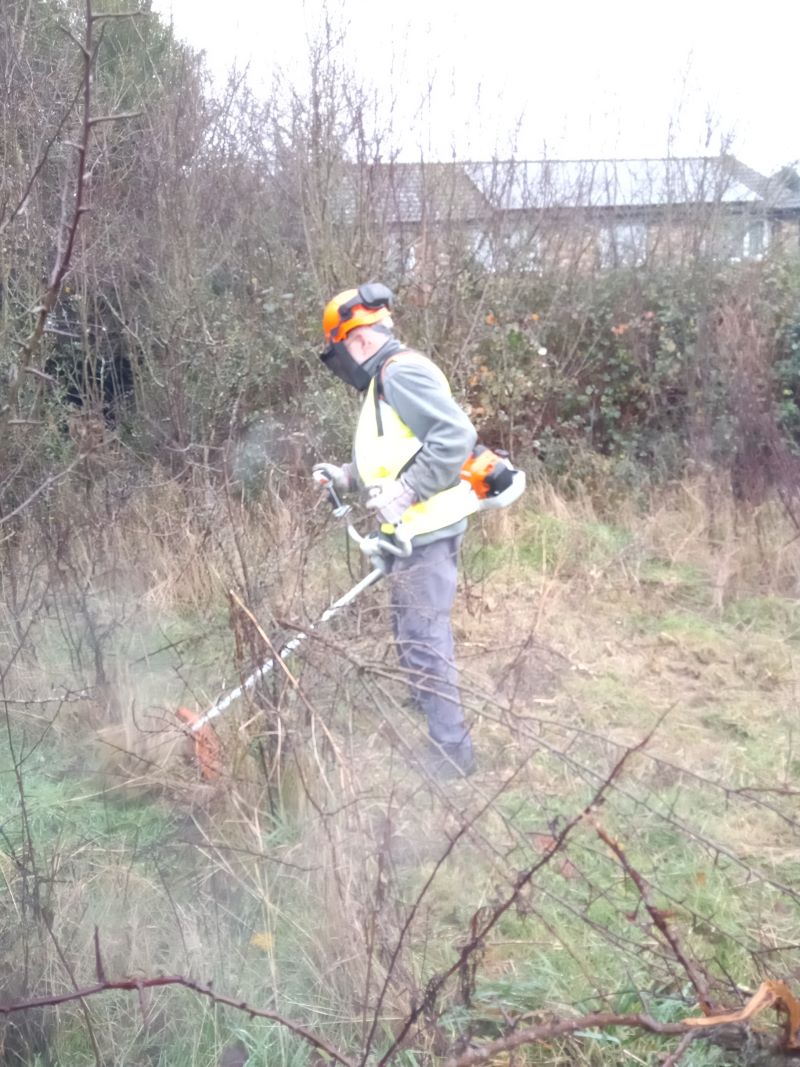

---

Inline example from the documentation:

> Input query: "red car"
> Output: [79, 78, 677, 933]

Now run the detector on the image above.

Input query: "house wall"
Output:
[388, 204, 794, 289]
[770, 216, 800, 254]
[338, 160, 800, 292]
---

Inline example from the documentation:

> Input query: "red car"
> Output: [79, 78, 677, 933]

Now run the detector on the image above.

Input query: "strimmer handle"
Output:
[362, 484, 413, 558]
[312, 469, 351, 519]
[348, 523, 412, 559]
[377, 521, 413, 557]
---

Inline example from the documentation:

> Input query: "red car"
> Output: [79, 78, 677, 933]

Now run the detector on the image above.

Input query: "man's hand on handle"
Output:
[312, 462, 355, 494]
[365, 478, 416, 526]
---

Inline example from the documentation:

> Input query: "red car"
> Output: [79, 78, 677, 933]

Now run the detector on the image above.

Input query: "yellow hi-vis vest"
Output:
[353, 354, 479, 539]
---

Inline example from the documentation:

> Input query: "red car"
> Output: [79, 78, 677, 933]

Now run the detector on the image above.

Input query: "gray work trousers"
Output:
[387, 536, 473, 754]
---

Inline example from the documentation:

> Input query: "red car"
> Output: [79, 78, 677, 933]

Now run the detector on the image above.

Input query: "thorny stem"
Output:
[593, 819, 715, 1016]
[441, 1011, 699, 1067]
[376, 725, 661, 1066]
[0, 971, 356, 1067]
[360, 765, 528, 1065]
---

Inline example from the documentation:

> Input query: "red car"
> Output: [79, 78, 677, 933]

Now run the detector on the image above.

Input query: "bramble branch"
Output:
[377, 728, 658, 1065]
[360, 765, 528, 1064]
[592, 819, 715, 1015]
[0, 972, 355, 1067]
[442, 1011, 693, 1067]
[443, 979, 800, 1065]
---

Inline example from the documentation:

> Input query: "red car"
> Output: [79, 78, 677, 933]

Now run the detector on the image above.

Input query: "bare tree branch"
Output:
[0, 84, 82, 236]
[1, 0, 140, 429]
[57, 24, 90, 59]
[22, 366, 57, 385]
[92, 10, 147, 20]
[662, 1030, 700, 1067]
[0, 457, 83, 526]
[89, 110, 143, 125]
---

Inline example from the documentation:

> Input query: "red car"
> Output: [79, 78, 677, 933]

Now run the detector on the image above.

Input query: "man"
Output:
[314, 283, 478, 778]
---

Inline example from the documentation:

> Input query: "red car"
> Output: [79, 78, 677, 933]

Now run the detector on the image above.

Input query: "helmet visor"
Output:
[320, 341, 371, 392]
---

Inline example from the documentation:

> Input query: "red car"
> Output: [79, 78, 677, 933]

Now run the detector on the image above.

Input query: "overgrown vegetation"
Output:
[2, 2, 800, 503]
[3, 477, 800, 1065]
[2, 1, 800, 1065]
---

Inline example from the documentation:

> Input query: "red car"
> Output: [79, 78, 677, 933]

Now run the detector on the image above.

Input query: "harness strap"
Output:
[373, 376, 384, 436]
[369, 350, 423, 478]
[376, 352, 404, 399]
[372, 349, 410, 437]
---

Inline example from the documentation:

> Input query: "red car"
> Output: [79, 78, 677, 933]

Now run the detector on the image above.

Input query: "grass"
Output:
[463, 510, 634, 581]
[2, 476, 800, 1064]
[723, 593, 800, 639]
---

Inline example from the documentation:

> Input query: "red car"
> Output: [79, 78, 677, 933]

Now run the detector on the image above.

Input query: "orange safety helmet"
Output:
[322, 283, 393, 346]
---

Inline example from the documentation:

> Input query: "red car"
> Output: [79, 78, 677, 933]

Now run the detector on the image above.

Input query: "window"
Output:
[386, 231, 417, 276]
[467, 227, 542, 273]
[742, 219, 767, 259]
[500, 229, 542, 272]
[722, 216, 769, 261]
[599, 222, 648, 268]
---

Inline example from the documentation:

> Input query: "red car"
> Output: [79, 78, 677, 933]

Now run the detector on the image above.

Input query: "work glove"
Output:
[366, 478, 417, 526]
[312, 462, 355, 494]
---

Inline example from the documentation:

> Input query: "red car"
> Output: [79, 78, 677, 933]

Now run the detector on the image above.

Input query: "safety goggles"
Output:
[334, 282, 394, 332]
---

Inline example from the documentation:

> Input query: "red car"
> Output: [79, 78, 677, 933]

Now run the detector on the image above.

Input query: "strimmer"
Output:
[179, 453, 525, 780]
[177, 482, 409, 779]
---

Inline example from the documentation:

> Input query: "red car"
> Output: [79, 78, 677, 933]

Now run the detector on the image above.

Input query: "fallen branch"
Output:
[684, 979, 800, 1051]
[443, 979, 800, 1067]
[442, 1011, 693, 1067]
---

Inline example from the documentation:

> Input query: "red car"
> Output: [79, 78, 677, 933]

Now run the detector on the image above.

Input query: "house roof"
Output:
[464, 157, 789, 212]
[337, 157, 800, 225]
[339, 161, 490, 226]
[732, 160, 800, 211]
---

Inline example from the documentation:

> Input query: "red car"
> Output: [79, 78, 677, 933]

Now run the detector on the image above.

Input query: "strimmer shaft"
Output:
[189, 565, 385, 734]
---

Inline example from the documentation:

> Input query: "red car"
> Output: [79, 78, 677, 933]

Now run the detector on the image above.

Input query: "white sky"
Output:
[151, 0, 798, 174]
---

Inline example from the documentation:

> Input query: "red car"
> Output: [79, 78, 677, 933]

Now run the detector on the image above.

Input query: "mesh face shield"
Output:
[320, 283, 396, 391]
[319, 340, 372, 391]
